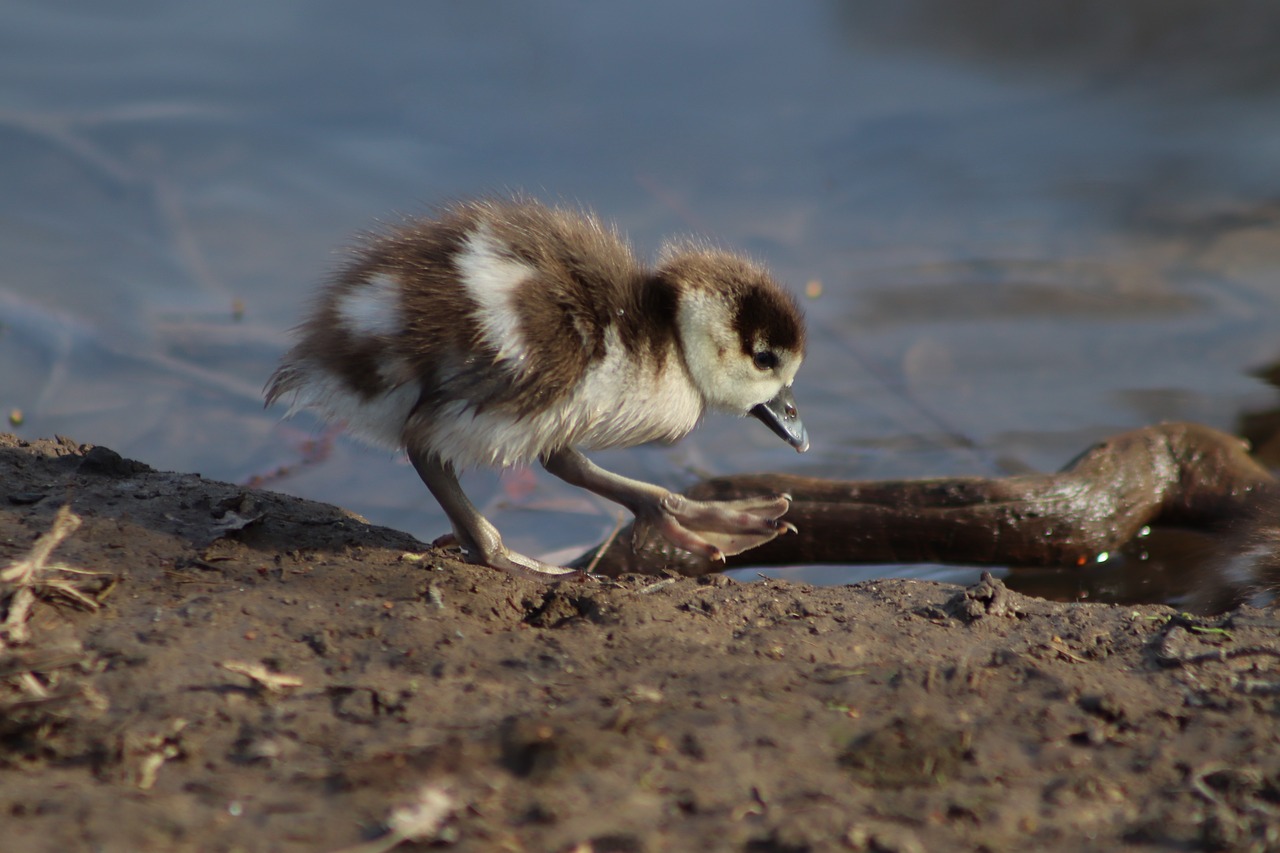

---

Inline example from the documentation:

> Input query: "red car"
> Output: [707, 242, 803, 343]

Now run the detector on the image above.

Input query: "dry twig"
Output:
[218, 660, 304, 692]
[329, 785, 455, 853]
[1, 505, 108, 648]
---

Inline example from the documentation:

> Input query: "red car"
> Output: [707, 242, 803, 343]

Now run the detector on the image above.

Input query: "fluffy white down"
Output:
[275, 366, 419, 451]
[454, 224, 536, 366]
[278, 327, 704, 468]
[334, 273, 402, 338]
[414, 326, 705, 468]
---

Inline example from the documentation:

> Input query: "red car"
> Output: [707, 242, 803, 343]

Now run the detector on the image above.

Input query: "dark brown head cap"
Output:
[656, 246, 805, 357]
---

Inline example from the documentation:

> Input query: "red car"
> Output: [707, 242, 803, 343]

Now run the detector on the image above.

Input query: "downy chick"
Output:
[266, 197, 808, 576]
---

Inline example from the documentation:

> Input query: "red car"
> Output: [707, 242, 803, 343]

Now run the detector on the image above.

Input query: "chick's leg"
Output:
[542, 447, 795, 562]
[409, 449, 575, 577]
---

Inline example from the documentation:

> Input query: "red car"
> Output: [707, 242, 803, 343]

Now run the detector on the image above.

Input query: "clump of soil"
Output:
[2, 434, 1279, 852]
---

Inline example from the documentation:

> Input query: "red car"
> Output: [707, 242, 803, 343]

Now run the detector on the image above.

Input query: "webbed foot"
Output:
[633, 492, 796, 561]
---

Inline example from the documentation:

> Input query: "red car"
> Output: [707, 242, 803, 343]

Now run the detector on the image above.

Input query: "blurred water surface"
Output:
[3, 1, 1279, 607]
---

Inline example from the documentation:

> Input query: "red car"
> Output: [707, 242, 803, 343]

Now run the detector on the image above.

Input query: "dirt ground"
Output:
[2, 434, 1279, 853]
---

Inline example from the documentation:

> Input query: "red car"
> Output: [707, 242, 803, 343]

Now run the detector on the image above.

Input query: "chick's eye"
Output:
[753, 350, 779, 371]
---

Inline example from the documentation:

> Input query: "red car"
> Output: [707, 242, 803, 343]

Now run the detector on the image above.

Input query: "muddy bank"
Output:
[1, 434, 1278, 852]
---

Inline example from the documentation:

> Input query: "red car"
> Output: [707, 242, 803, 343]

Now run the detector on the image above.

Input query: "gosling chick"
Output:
[266, 197, 808, 576]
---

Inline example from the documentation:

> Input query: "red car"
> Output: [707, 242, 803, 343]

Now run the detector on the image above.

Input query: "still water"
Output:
[3, 1, 1278, 608]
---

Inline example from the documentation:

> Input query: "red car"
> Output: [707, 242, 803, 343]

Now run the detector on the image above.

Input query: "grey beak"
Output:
[750, 385, 809, 453]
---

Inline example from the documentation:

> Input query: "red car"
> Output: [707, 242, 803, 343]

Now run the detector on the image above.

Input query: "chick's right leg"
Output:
[542, 447, 796, 562]
[408, 449, 576, 578]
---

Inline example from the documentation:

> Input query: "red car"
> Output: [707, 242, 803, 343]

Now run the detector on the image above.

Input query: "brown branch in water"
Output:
[574, 422, 1276, 577]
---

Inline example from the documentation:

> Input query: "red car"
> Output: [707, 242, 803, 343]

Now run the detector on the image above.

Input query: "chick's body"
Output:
[267, 197, 807, 576]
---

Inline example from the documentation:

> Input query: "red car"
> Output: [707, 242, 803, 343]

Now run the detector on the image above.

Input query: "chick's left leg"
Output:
[409, 449, 576, 577]
[542, 447, 795, 562]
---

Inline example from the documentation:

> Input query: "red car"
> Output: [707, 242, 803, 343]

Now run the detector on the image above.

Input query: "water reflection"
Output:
[835, 0, 1280, 86]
